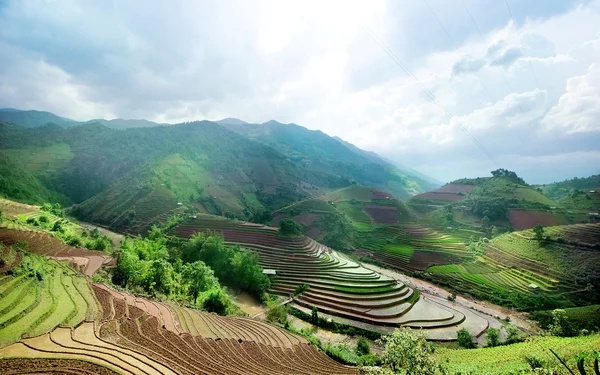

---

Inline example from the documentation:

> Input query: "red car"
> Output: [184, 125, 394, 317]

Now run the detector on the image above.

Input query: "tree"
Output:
[481, 216, 490, 228]
[201, 288, 233, 315]
[266, 299, 288, 326]
[485, 328, 500, 347]
[182, 261, 219, 304]
[356, 336, 371, 356]
[279, 218, 302, 236]
[533, 224, 544, 242]
[457, 328, 476, 348]
[377, 328, 444, 375]
[549, 309, 575, 337]
[311, 306, 319, 324]
[505, 324, 520, 344]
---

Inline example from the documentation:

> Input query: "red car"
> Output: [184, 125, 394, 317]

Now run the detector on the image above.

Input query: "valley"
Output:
[0, 114, 598, 374]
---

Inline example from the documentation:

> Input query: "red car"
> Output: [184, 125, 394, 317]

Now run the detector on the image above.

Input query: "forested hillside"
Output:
[0, 115, 434, 233]
[221, 120, 438, 200]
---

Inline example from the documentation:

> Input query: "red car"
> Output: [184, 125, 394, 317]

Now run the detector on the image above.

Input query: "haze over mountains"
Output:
[0, 108, 440, 232]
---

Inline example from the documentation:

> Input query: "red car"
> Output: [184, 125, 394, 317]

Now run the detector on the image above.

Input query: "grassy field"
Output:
[436, 334, 600, 375]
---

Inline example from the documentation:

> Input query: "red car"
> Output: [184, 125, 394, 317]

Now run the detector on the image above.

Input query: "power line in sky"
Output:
[365, 27, 499, 167]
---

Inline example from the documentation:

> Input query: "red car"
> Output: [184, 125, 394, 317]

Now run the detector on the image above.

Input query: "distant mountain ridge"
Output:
[220, 120, 439, 199]
[0, 109, 439, 222]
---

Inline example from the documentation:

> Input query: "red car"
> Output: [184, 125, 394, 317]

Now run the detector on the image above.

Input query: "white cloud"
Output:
[0, 0, 599, 182]
[542, 63, 600, 134]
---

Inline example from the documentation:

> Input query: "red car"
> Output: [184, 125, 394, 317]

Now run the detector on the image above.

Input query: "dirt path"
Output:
[361, 263, 539, 335]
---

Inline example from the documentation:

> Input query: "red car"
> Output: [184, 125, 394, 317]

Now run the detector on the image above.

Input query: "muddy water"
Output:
[232, 292, 265, 316]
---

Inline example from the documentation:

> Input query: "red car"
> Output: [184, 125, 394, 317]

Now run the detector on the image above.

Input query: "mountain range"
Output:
[0, 109, 438, 233]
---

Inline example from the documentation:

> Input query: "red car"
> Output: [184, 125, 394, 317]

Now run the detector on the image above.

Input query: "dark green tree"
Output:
[485, 328, 500, 347]
[279, 218, 302, 236]
[457, 328, 476, 348]
[311, 306, 319, 324]
[533, 224, 544, 242]
[182, 261, 219, 304]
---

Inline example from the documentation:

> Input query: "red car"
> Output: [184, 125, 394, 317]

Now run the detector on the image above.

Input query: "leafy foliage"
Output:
[0, 152, 59, 204]
[485, 328, 500, 347]
[457, 328, 476, 349]
[356, 336, 371, 356]
[181, 232, 270, 299]
[377, 328, 445, 375]
[279, 218, 303, 236]
[533, 224, 545, 242]
[490, 169, 527, 185]
[314, 213, 356, 251]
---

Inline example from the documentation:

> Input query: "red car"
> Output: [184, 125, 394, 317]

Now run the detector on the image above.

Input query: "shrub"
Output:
[13, 240, 29, 251]
[447, 293, 456, 302]
[279, 218, 302, 236]
[525, 354, 545, 370]
[457, 328, 476, 348]
[294, 283, 309, 296]
[38, 215, 49, 223]
[548, 309, 575, 337]
[201, 288, 234, 315]
[356, 336, 371, 356]
[266, 299, 289, 326]
[485, 328, 500, 347]
[377, 328, 443, 375]
[505, 324, 521, 344]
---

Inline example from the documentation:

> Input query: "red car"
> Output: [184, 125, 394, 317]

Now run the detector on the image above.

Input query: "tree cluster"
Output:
[490, 169, 527, 185]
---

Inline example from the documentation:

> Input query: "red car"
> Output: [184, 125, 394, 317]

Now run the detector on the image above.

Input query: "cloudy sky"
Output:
[1, 0, 599, 183]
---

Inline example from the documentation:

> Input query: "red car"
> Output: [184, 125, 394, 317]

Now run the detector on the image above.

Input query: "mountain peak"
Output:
[215, 118, 248, 125]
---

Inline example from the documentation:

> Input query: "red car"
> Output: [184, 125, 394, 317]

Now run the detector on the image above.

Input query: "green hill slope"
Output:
[538, 174, 600, 201]
[0, 152, 60, 204]
[408, 170, 565, 231]
[221, 121, 438, 200]
[0, 121, 356, 233]
[0, 109, 78, 128]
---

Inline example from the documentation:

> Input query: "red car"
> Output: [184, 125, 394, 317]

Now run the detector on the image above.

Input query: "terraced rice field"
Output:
[170, 215, 488, 340]
[0, 358, 122, 375]
[355, 224, 471, 272]
[410, 185, 473, 203]
[508, 209, 569, 230]
[0, 228, 112, 275]
[0, 254, 97, 345]
[0, 257, 358, 374]
[363, 204, 398, 224]
[88, 283, 356, 375]
[426, 224, 600, 307]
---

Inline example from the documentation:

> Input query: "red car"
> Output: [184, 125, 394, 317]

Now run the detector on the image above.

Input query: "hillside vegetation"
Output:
[221, 121, 438, 200]
[0, 115, 434, 234]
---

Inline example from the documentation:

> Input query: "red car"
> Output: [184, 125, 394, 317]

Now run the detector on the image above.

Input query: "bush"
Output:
[378, 328, 443, 375]
[200, 288, 234, 315]
[294, 283, 309, 296]
[38, 215, 49, 223]
[505, 324, 521, 344]
[356, 336, 371, 356]
[525, 354, 545, 370]
[279, 218, 302, 236]
[266, 300, 289, 326]
[549, 309, 575, 337]
[485, 328, 500, 347]
[457, 328, 476, 348]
